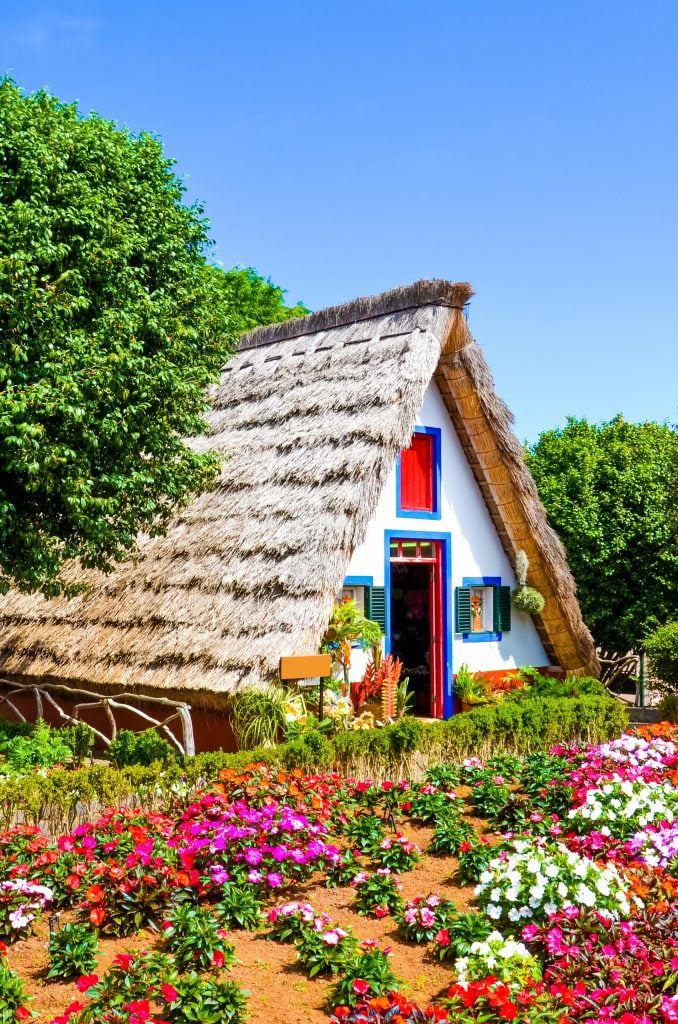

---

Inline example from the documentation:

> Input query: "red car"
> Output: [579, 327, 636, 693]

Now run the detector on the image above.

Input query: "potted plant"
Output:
[454, 663, 494, 712]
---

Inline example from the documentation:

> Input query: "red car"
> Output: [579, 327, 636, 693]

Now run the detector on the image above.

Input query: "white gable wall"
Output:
[345, 381, 549, 678]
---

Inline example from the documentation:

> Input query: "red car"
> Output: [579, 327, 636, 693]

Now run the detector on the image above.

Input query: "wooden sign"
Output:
[279, 654, 331, 680]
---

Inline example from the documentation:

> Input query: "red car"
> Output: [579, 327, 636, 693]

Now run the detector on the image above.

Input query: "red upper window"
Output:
[400, 432, 435, 512]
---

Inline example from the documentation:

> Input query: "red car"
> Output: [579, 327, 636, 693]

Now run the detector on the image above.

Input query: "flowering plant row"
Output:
[2, 728, 678, 1024]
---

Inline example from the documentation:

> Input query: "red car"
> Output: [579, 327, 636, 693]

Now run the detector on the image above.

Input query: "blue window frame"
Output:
[458, 576, 506, 642]
[396, 425, 442, 520]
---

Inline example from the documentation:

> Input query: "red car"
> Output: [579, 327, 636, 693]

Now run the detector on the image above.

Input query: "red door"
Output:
[389, 539, 444, 718]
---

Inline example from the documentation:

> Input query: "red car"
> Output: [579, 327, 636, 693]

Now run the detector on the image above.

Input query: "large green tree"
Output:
[0, 79, 303, 596]
[526, 416, 678, 657]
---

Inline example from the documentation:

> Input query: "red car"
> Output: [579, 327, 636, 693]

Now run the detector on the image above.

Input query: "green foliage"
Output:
[216, 882, 263, 931]
[327, 948, 401, 1008]
[164, 904, 236, 972]
[229, 686, 287, 750]
[0, 78, 240, 595]
[58, 721, 95, 765]
[168, 977, 249, 1024]
[321, 600, 383, 654]
[342, 813, 387, 854]
[658, 692, 678, 723]
[0, 956, 29, 1024]
[509, 670, 607, 700]
[645, 621, 678, 689]
[436, 911, 493, 961]
[427, 815, 475, 856]
[457, 842, 494, 885]
[106, 728, 178, 769]
[47, 921, 99, 979]
[512, 585, 546, 615]
[294, 926, 359, 978]
[526, 416, 678, 653]
[279, 728, 335, 772]
[353, 871, 403, 917]
[219, 266, 307, 335]
[0, 718, 72, 773]
[0, 693, 626, 834]
[454, 663, 494, 705]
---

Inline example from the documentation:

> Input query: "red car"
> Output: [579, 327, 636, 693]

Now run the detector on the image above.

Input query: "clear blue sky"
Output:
[1, 1, 676, 440]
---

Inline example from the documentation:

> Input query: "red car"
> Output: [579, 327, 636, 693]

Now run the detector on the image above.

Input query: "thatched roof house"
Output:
[0, 280, 598, 716]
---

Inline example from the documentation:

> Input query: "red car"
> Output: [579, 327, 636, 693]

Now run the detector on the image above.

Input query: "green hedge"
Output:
[0, 694, 627, 834]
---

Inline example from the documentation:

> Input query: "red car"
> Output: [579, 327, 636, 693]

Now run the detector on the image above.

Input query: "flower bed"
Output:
[1, 724, 677, 1024]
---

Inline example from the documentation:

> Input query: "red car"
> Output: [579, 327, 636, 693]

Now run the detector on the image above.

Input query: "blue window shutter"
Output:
[455, 587, 471, 632]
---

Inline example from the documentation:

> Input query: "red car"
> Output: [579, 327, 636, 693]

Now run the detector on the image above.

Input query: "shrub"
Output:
[164, 904, 236, 971]
[47, 922, 98, 979]
[658, 693, 678, 723]
[0, 951, 30, 1024]
[327, 948, 401, 1009]
[106, 728, 178, 768]
[216, 882, 263, 931]
[645, 621, 678, 689]
[0, 719, 72, 773]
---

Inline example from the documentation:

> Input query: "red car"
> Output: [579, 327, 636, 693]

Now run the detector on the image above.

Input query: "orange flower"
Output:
[85, 884, 104, 903]
[89, 906, 105, 926]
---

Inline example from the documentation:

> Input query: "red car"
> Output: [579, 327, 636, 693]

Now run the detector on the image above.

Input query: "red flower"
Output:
[333, 1008, 350, 1020]
[76, 973, 99, 992]
[161, 983, 178, 1002]
[113, 953, 134, 970]
[352, 979, 370, 995]
[65, 874, 81, 890]
[16, 1009, 31, 1022]
[212, 950, 225, 968]
[499, 1002, 519, 1020]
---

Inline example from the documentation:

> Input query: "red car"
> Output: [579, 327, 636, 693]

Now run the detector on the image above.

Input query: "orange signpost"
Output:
[279, 654, 332, 681]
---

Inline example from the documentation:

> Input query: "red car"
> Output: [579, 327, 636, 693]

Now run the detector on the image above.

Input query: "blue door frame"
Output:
[383, 529, 454, 719]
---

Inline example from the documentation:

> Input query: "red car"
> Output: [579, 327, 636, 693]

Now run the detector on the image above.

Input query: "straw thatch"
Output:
[0, 280, 598, 708]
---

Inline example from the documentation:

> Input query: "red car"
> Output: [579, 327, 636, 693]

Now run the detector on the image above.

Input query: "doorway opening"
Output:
[388, 538, 444, 718]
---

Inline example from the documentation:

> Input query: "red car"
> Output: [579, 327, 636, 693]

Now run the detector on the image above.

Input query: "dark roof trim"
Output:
[239, 279, 474, 351]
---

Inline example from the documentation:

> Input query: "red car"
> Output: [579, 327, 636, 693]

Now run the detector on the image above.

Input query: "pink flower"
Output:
[661, 995, 678, 1023]
[352, 979, 370, 995]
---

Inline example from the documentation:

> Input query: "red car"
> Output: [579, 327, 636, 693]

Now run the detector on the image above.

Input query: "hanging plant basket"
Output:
[512, 585, 545, 615]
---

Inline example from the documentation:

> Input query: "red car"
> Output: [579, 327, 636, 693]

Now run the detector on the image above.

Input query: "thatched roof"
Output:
[0, 280, 598, 708]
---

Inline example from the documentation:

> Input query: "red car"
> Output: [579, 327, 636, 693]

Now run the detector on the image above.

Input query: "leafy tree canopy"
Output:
[526, 416, 678, 654]
[220, 266, 308, 335]
[0, 79, 304, 596]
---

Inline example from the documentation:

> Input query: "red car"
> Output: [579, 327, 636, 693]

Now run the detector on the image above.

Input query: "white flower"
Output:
[576, 884, 597, 907]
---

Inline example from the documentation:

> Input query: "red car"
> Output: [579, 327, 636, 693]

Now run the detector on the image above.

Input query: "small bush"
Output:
[645, 621, 678, 689]
[658, 693, 678, 724]
[106, 728, 178, 768]
[47, 922, 98, 979]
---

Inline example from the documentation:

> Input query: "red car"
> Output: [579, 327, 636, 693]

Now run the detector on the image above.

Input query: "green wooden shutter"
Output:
[365, 586, 386, 633]
[494, 586, 512, 632]
[455, 587, 471, 632]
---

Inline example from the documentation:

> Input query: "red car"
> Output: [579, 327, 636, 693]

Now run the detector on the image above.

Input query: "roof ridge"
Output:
[238, 279, 474, 351]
